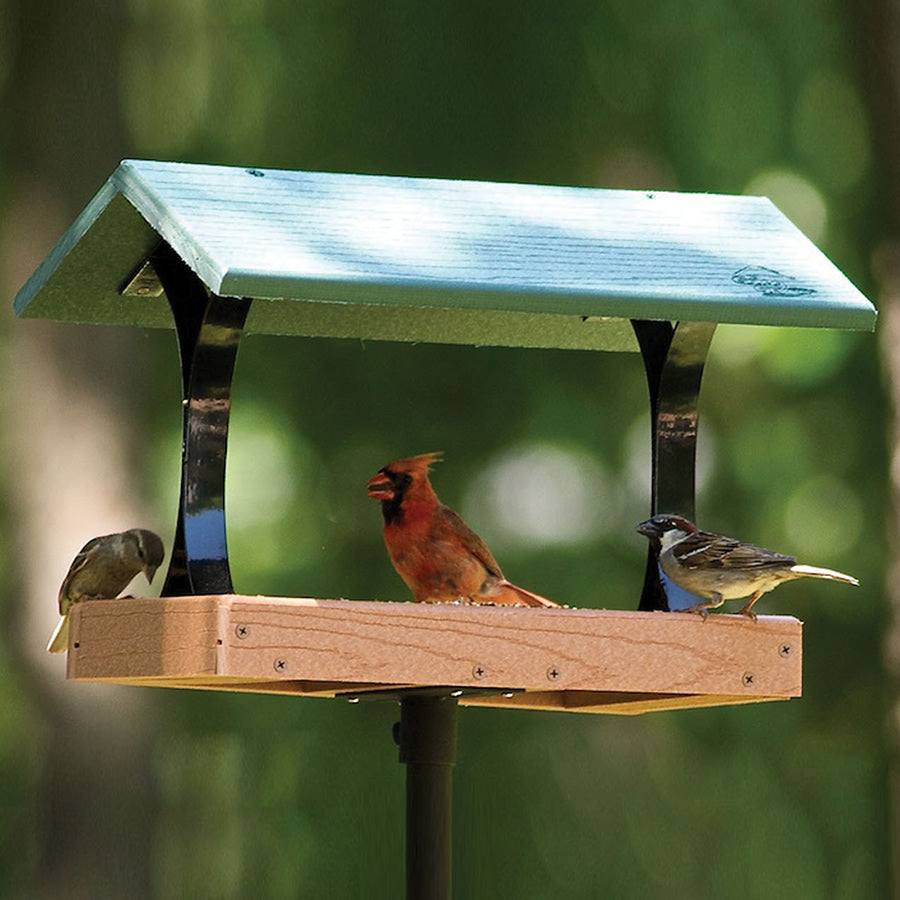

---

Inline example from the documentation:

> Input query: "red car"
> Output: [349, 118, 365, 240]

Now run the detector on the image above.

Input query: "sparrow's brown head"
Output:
[636, 514, 698, 542]
[129, 528, 165, 583]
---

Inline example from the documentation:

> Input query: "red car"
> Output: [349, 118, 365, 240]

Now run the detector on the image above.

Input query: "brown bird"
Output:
[47, 529, 165, 653]
[367, 452, 558, 607]
[636, 513, 858, 619]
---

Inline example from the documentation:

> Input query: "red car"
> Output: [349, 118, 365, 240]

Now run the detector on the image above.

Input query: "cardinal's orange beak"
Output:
[367, 471, 395, 500]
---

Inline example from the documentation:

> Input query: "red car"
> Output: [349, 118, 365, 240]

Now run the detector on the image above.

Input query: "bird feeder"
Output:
[15, 160, 876, 899]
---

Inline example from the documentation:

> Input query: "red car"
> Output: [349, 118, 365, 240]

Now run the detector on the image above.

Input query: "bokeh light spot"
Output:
[744, 168, 828, 244]
[463, 443, 615, 550]
[783, 475, 862, 559]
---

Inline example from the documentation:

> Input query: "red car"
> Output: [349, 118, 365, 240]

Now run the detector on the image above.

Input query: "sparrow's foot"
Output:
[736, 592, 762, 621]
[681, 604, 711, 618]
[681, 591, 723, 618]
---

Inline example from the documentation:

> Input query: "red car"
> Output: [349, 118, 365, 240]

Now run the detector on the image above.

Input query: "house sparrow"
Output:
[367, 452, 558, 607]
[47, 529, 165, 653]
[636, 514, 858, 619]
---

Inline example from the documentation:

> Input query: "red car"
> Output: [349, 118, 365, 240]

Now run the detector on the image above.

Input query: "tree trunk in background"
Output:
[847, 2, 900, 897]
[878, 273, 900, 900]
[1, 2, 158, 896]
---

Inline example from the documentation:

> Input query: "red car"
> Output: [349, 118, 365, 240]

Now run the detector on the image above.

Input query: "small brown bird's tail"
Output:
[47, 614, 69, 654]
[491, 581, 560, 608]
[790, 565, 859, 586]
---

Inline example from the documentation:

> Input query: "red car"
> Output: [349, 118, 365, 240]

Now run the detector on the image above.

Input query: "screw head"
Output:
[472, 665, 485, 679]
[274, 658, 288, 673]
[742, 672, 755, 687]
[235, 624, 249, 639]
[547, 666, 561, 681]
[779, 643, 792, 657]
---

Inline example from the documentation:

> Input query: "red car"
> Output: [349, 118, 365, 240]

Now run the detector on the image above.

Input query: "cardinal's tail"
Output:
[492, 581, 560, 608]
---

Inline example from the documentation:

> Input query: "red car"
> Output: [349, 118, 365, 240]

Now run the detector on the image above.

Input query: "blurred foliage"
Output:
[1, 0, 891, 897]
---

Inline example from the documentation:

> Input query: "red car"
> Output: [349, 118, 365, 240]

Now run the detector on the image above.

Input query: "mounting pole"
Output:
[631, 319, 716, 610]
[396, 695, 458, 900]
[150, 243, 251, 596]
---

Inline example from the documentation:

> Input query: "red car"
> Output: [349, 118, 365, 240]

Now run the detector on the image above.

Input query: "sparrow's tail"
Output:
[491, 581, 560, 608]
[46, 614, 69, 654]
[790, 565, 859, 587]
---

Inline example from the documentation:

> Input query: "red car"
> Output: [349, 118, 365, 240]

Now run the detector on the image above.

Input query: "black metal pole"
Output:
[396, 695, 458, 900]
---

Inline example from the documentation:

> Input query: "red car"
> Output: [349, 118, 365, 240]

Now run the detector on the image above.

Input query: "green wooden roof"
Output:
[14, 159, 876, 352]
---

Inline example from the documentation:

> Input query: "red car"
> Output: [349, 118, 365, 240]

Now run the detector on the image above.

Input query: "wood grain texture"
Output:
[15, 160, 875, 345]
[65, 595, 801, 715]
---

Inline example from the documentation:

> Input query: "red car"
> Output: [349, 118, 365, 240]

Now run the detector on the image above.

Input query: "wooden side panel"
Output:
[462, 691, 788, 715]
[65, 596, 801, 716]
[67, 596, 221, 680]
[216, 597, 800, 698]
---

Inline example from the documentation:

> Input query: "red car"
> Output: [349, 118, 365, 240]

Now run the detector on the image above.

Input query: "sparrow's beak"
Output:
[636, 519, 661, 538]
[366, 472, 395, 501]
[143, 563, 160, 584]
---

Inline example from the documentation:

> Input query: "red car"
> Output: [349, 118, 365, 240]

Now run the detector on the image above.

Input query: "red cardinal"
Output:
[367, 452, 558, 607]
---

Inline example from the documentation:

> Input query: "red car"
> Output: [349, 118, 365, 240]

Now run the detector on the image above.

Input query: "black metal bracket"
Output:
[631, 319, 717, 610]
[395, 695, 458, 900]
[150, 243, 251, 596]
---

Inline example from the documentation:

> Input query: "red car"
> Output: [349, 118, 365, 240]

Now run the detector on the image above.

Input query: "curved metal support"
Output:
[151, 244, 251, 595]
[631, 319, 717, 610]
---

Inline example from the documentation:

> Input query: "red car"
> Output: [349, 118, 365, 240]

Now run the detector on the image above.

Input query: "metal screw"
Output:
[547, 666, 561, 681]
[472, 665, 485, 679]
[274, 658, 288, 673]
[235, 624, 249, 639]
[779, 643, 792, 658]
[450, 690, 464, 698]
[742, 672, 755, 687]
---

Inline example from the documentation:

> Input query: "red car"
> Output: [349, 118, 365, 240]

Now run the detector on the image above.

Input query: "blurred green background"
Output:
[0, 1, 893, 897]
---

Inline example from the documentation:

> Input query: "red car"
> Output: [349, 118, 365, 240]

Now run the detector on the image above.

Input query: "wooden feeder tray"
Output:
[67, 595, 801, 714]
